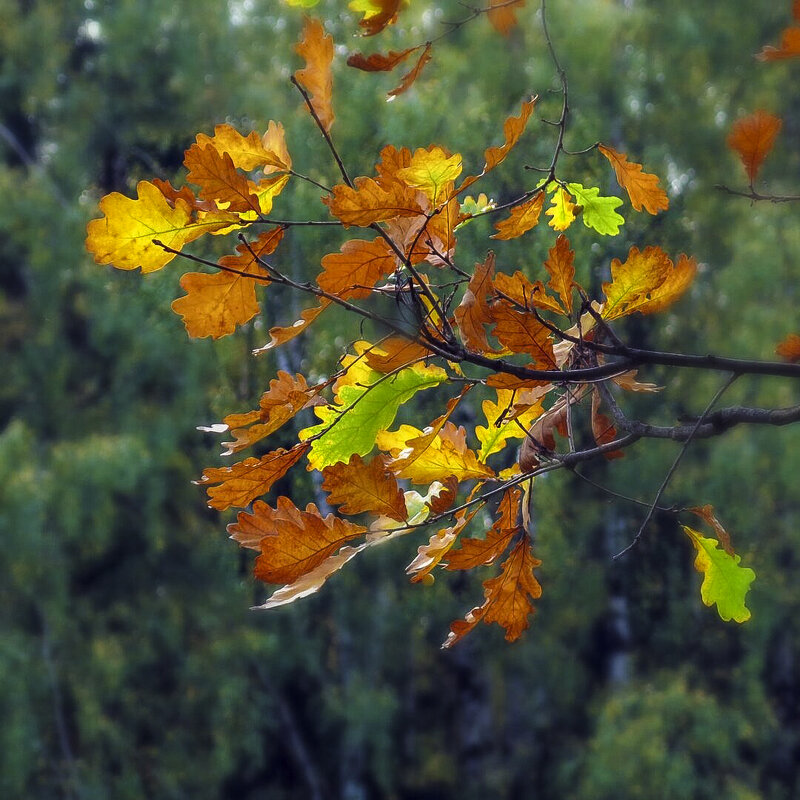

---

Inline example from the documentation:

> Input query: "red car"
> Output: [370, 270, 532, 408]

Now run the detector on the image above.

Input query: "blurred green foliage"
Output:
[1, 0, 799, 798]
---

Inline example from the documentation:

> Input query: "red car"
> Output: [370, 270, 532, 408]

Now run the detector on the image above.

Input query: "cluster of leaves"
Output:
[83, 1, 800, 647]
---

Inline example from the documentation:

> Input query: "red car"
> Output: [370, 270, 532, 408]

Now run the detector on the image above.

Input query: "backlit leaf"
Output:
[86, 180, 216, 273]
[198, 444, 310, 511]
[727, 111, 782, 183]
[545, 185, 577, 231]
[351, 0, 404, 36]
[488, 0, 525, 36]
[318, 237, 396, 299]
[299, 361, 447, 470]
[397, 146, 462, 206]
[388, 43, 432, 98]
[566, 182, 624, 235]
[491, 301, 557, 368]
[406, 508, 480, 583]
[475, 389, 546, 462]
[195, 123, 288, 172]
[683, 525, 755, 623]
[171, 227, 284, 339]
[443, 534, 542, 647]
[295, 17, 335, 133]
[543, 234, 575, 315]
[184, 144, 260, 213]
[324, 176, 423, 227]
[455, 252, 498, 352]
[322, 453, 408, 521]
[776, 333, 800, 362]
[598, 144, 669, 214]
[491, 193, 545, 240]
[492, 269, 564, 316]
[252, 300, 330, 354]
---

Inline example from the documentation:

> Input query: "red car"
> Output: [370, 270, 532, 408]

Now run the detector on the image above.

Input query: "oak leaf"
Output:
[488, 0, 525, 36]
[776, 333, 800, 362]
[543, 234, 575, 315]
[683, 525, 755, 623]
[406, 508, 481, 583]
[446, 486, 521, 570]
[545, 185, 577, 231]
[295, 17, 335, 133]
[492, 269, 564, 316]
[475, 388, 546, 462]
[591, 388, 624, 459]
[229, 497, 367, 584]
[86, 180, 217, 273]
[300, 361, 447, 470]
[351, 0, 404, 36]
[213, 371, 322, 455]
[491, 301, 557, 368]
[318, 237, 396, 299]
[566, 183, 624, 236]
[600, 245, 672, 321]
[397, 146, 462, 206]
[727, 111, 782, 183]
[757, 25, 800, 61]
[364, 337, 434, 373]
[198, 444, 310, 511]
[195, 123, 288, 172]
[491, 193, 545, 240]
[324, 176, 423, 227]
[184, 144, 261, 213]
[171, 227, 283, 339]
[443, 534, 542, 647]
[321, 454, 408, 521]
[598, 144, 669, 214]
[347, 47, 417, 72]
[388, 43, 432, 98]
[454, 252, 498, 352]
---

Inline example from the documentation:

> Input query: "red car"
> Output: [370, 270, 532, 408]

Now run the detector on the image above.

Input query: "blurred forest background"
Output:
[2, 0, 799, 798]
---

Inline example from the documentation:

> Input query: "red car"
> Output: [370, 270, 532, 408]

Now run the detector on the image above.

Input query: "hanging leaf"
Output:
[598, 144, 669, 214]
[388, 43, 433, 98]
[491, 193, 545, 240]
[727, 111, 782, 184]
[566, 182, 624, 236]
[543, 234, 575, 315]
[295, 17, 335, 132]
[776, 333, 800, 362]
[318, 237, 396, 299]
[454, 252, 498, 352]
[683, 526, 755, 623]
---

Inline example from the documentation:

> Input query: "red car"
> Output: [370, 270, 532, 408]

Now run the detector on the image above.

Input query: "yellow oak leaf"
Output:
[397, 146, 462, 206]
[86, 180, 218, 273]
[195, 123, 288, 172]
[545, 186, 576, 231]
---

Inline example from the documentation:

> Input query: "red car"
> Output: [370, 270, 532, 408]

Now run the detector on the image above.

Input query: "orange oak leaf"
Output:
[150, 178, 204, 210]
[688, 504, 735, 557]
[491, 193, 544, 240]
[321, 454, 408, 521]
[86, 180, 219, 273]
[488, 0, 525, 36]
[543, 234, 575, 315]
[406, 508, 481, 583]
[446, 486, 521, 570]
[184, 144, 260, 213]
[318, 237, 396, 299]
[347, 47, 417, 72]
[612, 369, 662, 393]
[364, 337, 434, 373]
[195, 123, 288, 173]
[518, 397, 572, 471]
[776, 333, 800, 362]
[442, 533, 541, 647]
[212, 371, 322, 456]
[171, 227, 284, 339]
[324, 176, 423, 227]
[455, 252, 498, 352]
[295, 17, 335, 133]
[727, 111, 782, 183]
[591, 388, 624, 460]
[253, 300, 331, 354]
[387, 42, 432, 98]
[426, 475, 459, 515]
[262, 121, 293, 173]
[757, 25, 800, 61]
[598, 144, 669, 214]
[632, 254, 696, 316]
[198, 443, 310, 511]
[492, 269, 564, 316]
[491, 300, 557, 368]
[228, 497, 367, 584]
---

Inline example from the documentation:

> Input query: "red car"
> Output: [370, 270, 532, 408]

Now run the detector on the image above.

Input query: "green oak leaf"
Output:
[683, 525, 756, 623]
[299, 363, 447, 470]
[566, 182, 625, 236]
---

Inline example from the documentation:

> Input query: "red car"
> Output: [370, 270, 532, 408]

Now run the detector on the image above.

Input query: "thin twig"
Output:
[613, 373, 739, 560]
